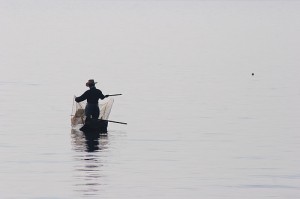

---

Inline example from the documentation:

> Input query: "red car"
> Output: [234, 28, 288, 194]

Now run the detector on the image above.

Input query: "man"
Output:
[75, 79, 108, 120]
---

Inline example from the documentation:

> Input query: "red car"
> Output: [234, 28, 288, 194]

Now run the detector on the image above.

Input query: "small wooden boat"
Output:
[71, 97, 126, 134]
[79, 119, 108, 134]
[71, 98, 114, 134]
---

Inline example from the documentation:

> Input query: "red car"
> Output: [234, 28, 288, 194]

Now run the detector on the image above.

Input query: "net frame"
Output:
[71, 98, 114, 128]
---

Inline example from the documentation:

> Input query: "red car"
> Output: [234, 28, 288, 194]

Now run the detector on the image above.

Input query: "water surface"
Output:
[0, 1, 300, 198]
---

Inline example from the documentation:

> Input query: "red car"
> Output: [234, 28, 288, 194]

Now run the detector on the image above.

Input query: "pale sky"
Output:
[0, 0, 299, 83]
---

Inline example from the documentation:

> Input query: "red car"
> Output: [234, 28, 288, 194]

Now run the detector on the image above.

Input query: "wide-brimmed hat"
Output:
[86, 79, 97, 87]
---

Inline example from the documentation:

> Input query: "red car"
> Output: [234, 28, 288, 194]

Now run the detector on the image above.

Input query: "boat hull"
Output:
[80, 119, 108, 134]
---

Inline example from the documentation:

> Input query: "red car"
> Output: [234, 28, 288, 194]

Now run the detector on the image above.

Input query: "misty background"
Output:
[0, 1, 299, 198]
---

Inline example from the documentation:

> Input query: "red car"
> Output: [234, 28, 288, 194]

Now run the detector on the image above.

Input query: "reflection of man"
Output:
[75, 79, 108, 120]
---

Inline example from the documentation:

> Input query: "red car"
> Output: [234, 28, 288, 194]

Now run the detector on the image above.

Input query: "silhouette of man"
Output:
[75, 79, 108, 121]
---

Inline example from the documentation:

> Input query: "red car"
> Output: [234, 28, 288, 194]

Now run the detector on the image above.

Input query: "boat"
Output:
[71, 97, 114, 134]
[79, 118, 108, 134]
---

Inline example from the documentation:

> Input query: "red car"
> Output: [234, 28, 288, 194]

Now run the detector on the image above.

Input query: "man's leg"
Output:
[91, 107, 100, 120]
[85, 105, 93, 122]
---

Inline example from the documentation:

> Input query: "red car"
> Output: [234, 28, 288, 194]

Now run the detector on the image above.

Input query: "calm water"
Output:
[1, 1, 300, 198]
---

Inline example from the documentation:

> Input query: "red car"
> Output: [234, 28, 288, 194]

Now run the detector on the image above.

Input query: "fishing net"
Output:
[71, 97, 114, 128]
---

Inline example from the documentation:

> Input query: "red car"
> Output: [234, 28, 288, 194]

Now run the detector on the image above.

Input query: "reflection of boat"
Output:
[71, 129, 109, 197]
[71, 129, 108, 152]
[71, 98, 114, 134]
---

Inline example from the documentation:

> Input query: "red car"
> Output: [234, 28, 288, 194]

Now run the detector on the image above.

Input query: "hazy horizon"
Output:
[1, 1, 299, 198]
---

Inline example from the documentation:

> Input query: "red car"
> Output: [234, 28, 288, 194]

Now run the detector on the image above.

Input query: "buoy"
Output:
[252, 73, 254, 76]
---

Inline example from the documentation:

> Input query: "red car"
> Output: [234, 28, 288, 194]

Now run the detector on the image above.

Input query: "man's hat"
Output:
[86, 79, 97, 87]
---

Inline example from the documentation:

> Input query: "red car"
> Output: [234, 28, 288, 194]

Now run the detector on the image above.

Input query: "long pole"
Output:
[108, 94, 122, 97]
[102, 119, 127, 125]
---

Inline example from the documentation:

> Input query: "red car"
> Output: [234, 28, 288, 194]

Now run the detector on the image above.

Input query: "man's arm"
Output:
[75, 91, 88, 102]
[98, 90, 107, 100]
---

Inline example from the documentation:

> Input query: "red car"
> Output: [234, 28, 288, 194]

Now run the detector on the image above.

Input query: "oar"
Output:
[107, 94, 122, 97]
[101, 119, 127, 125]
